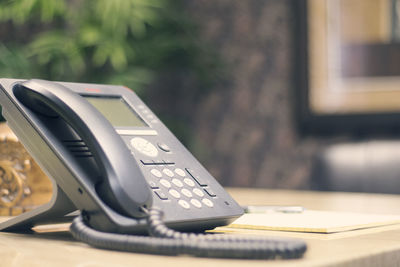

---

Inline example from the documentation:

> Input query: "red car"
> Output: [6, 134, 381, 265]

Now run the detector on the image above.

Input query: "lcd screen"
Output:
[84, 96, 147, 127]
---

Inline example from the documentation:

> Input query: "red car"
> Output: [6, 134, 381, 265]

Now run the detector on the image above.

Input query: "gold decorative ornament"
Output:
[0, 160, 24, 208]
[0, 123, 52, 216]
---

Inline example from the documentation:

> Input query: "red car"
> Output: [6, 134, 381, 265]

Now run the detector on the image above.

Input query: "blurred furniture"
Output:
[310, 140, 400, 194]
[0, 123, 52, 216]
[2, 189, 400, 266]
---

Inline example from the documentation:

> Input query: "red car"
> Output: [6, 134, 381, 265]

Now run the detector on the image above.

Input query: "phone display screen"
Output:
[84, 96, 147, 127]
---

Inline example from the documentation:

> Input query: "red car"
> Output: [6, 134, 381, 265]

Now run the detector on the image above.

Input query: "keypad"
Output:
[144, 164, 216, 210]
[125, 110, 218, 211]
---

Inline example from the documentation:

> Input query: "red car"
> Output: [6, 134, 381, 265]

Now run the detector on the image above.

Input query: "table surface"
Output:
[2, 188, 400, 267]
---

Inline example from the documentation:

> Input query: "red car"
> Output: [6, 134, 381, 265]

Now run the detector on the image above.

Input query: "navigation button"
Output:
[157, 143, 171, 152]
[131, 137, 158, 157]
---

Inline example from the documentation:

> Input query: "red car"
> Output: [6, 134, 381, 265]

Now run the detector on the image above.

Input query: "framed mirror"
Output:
[296, 0, 400, 134]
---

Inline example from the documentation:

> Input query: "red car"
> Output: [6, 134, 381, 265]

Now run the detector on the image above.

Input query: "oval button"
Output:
[157, 143, 171, 152]
[178, 200, 190, 209]
[130, 137, 158, 157]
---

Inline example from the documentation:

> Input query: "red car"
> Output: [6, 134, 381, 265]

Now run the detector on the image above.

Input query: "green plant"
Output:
[0, 0, 217, 132]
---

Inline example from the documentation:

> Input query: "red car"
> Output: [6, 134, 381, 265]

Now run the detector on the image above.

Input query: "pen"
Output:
[243, 205, 305, 214]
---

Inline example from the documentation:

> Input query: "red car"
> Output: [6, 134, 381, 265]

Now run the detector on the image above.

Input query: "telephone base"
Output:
[0, 184, 76, 232]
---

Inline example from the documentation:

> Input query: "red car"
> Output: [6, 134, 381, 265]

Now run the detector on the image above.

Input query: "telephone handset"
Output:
[13, 79, 152, 218]
[0, 79, 306, 259]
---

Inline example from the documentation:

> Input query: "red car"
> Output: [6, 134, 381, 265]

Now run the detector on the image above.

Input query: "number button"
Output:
[190, 199, 202, 208]
[174, 168, 186, 177]
[183, 178, 195, 187]
[181, 188, 193, 198]
[202, 198, 214, 207]
[178, 200, 190, 209]
[193, 188, 205, 197]
[160, 179, 171, 188]
[162, 168, 174, 177]
[172, 178, 184, 188]
[169, 189, 181, 199]
[150, 169, 162, 178]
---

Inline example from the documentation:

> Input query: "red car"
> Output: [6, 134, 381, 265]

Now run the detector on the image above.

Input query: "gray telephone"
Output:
[0, 79, 306, 259]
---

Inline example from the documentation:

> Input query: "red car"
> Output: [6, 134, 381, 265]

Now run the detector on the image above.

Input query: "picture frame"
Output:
[295, 0, 400, 134]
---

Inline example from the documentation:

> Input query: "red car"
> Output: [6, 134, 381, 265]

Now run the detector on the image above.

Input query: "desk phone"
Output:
[0, 79, 306, 259]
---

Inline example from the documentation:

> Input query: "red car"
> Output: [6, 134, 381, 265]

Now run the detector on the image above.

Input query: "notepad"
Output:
[226, 210, 400, 233]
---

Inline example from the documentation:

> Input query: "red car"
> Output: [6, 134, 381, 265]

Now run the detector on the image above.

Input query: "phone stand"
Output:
[0, 181, 77, 232]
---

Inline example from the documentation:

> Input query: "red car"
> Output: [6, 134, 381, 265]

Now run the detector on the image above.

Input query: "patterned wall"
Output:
[148, 0, 328, 189]
[184, 0, 323, 188]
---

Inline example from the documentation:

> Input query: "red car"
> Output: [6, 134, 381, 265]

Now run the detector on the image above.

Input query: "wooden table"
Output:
[2, 188, 400, 266]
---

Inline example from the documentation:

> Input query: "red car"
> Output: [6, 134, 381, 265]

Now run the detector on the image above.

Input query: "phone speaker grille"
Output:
[63, 140, 93, 158]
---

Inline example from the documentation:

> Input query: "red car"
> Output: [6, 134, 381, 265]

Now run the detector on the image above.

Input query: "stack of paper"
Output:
[227, 210, 400, 233]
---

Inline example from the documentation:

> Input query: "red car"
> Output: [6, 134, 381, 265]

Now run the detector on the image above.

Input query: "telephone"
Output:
[0, 79, 306, 259]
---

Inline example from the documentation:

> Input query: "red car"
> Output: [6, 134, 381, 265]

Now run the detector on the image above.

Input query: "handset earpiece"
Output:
[13, 79, 152, 218]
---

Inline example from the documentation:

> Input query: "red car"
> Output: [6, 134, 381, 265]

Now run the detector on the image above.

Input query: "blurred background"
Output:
[2, 0, 400, 194]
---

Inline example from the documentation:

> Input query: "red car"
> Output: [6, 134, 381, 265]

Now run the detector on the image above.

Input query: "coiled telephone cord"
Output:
[70, 206, 307, 259]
